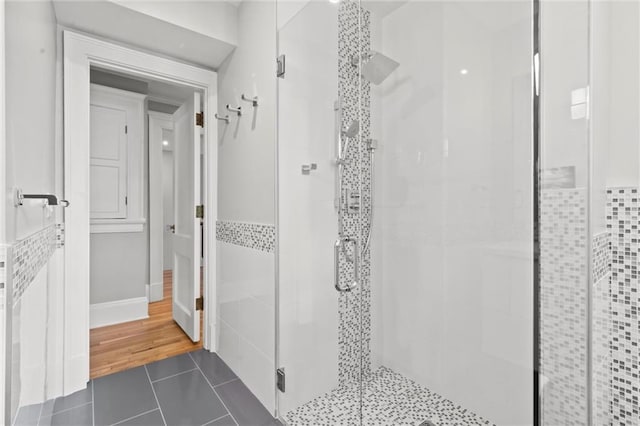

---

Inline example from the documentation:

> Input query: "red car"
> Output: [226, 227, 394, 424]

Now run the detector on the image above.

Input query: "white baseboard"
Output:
[148, 281, 163, 302]
[90, 297, 148, 329]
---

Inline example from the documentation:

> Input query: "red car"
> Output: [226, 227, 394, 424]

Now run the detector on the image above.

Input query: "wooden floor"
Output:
[90, 270, 202, 379]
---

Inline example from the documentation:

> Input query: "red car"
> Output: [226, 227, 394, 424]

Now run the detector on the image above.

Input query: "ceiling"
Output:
[52, 0, 237, 69]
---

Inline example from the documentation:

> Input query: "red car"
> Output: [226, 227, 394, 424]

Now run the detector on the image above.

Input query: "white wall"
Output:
[540, 1, 590, 188]
[605, 1, 640, 188]
[215, 0, 276, 415]
[5, 0, 60, 421]
[112, 0, 238, 47]
[217, 1, 275, 225]
[90, 234, 148, 303]
[217, 243, 275, 414]
[369, 1, 533, 424]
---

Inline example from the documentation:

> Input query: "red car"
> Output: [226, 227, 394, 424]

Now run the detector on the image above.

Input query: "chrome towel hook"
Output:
[241, 94, 259, 107]
[226, 104, 242, 116]
[214, 113, 230, 124]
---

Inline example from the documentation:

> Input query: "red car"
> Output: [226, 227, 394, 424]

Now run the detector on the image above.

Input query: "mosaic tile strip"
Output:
[592, 230, 613, 425]
[12, 223, 57, 304]
[56, 223, 65, 248]
[336, 0, 372, 386]
[593, 231, 611, 284]
[284, 366, 493, 426]
[539, 188, 589, 425]
[606, 187, 640, 424]
[593, 274, 613, 426]
[216, 220, 275, 253]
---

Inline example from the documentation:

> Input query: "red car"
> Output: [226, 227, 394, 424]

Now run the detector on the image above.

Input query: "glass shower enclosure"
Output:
[276, 0, 534, 424]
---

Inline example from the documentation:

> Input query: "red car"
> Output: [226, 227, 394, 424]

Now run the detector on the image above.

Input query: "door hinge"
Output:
[125, 125, 128, 134]
[196, 112, 204, 127]
[276, 54, 286, 79]
[125, 196, 128, 206]
[277, 368, 285, 393]
[195, 296, 204, 311]
[196, 205, 204, 219]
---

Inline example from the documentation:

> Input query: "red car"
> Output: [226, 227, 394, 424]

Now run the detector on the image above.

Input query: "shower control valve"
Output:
[344, 189, 360, 213]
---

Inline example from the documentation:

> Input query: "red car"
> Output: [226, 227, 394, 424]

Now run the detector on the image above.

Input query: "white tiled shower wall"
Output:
[215, 0, 277, 415]
[216, 221, 275, 414]
[369, 1, 533, 424]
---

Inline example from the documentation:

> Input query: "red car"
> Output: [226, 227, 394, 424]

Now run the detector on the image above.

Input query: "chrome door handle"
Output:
[334, 236, 359, 292]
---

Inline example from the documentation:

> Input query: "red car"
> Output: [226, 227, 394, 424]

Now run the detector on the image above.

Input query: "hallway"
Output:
[90, 271, 202, 379]
[14, 350, 279, 426]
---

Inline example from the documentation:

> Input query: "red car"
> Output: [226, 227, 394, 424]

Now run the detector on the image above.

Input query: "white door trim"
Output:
[63, 30, 218, 395]
[148, 111, 174, 303]
[0, 1, 6, 422]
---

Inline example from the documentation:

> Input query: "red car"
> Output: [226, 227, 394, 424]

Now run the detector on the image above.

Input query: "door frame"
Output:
[62, 31, 218, 395]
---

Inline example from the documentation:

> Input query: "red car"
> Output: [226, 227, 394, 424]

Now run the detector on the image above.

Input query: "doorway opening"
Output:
[87, 67, 207, 379]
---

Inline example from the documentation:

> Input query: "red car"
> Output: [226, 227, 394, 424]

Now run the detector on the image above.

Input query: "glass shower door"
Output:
[276, 0, 365, 423]
[363, 1, 535, 425]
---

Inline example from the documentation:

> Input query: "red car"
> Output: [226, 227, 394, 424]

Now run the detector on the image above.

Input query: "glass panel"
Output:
[276, 0, 365, 422]
[539, 1, 590, 424]
[365, 1, 534, 424]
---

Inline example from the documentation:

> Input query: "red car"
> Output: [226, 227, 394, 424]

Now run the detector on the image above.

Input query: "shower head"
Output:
[342, 120, 360, 138]
[353, 50, 399, 85]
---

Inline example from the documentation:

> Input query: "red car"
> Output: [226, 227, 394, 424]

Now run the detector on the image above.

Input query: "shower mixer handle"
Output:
[334, 236, 359, 292]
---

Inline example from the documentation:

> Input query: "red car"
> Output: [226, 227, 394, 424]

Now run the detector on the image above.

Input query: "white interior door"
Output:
[171, 92, 201, 342]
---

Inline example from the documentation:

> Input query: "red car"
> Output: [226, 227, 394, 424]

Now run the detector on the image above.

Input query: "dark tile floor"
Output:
[14, 350, 280, 426]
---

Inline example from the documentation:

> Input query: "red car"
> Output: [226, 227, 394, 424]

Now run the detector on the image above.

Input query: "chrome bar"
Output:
[334, 236, 359, 292]
[334, 238, 343, 291]
[241, 94, 259, 107]
[226, 104, 242, 116]
[214, 113, 230, 123]
[15, 189, 69, 207]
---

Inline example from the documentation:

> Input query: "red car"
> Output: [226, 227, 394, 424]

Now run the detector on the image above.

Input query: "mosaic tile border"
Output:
[606, 187, 640, 424]
[216, 220, 275, 253]
[593, 231, 611, 285]
[12, 223, 57, 304]
[539, 188, 589, 425]
[284, 366, 493, 426]
[336, 0, 373, 386]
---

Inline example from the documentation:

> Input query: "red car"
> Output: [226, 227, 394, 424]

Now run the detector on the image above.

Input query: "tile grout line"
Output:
[37, 398, 45, 424]
[201, 412, 233, 426]
[188, 352, 239, 426]
[38, 401, 93, 419]
[150, 367, 199, 384]
[213, 377, 240, 388]
[110, 408, 161, 426]
[145, 365, 169, 426]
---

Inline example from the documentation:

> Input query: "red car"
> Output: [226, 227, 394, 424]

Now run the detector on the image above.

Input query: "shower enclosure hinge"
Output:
[196, 205, 204, 219]
[276, 368, 286, 392]
[276, 54, 286, 79]
[196, 112, 204, 127]
[195, 296, 204, 311]
[125, 125, 128, 134]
